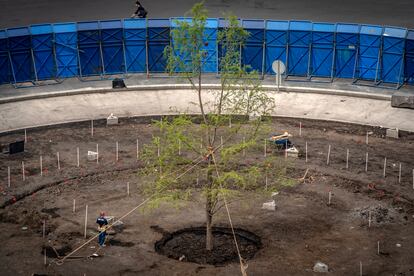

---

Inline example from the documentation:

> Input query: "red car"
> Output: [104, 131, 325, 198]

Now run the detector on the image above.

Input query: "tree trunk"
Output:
[206, 160, 214, 251]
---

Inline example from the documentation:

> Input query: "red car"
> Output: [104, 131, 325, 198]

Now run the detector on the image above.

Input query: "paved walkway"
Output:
[0, 75, 413, 133]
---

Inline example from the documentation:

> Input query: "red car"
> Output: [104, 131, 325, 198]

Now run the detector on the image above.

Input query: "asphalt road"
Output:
[0, 0, 413, 29]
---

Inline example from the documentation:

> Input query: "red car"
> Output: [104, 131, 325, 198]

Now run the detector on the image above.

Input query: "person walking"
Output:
[131, 1, 148, 18]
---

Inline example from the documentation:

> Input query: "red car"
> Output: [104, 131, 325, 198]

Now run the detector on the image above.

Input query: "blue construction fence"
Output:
[1, 18, 414, 89]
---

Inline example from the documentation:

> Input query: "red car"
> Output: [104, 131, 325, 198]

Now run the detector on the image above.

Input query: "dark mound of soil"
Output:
[41, 245, 71, 258]
[108, 239, 135, 247]
[154, 226, 261, 265]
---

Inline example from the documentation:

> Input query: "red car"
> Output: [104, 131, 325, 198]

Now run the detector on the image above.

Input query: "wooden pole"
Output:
[398, 162, 402, 184]
[365, 152, 368, 172]
[328, 191, 332, 205]
[220, 136, 223, 148]
[377, 241, 380, 255]
[24, 129, 27, 143]
[84, 205, 88, 238]
[73, 199, 76, 213]
[299, 122, 302, 137]
[77, 147, 80, 167]
[91, 120, 94, 137]
[359, 261, 362, 276]
[7, 166, 10, 187]
[157, 143, 160, 157]
[42, 220, 46, 238]
[57, 152, 61, 170]
[127, 182, 130, 196]
[22, 161, 25, 181]
[40, 156, 43, 176]
[305, 142, 308, 163]
[116, 141, 119, 162]
[96, 144, 99, 164]
[229, 117, 232, 128]
[265, 175, 268, 190]
[44, 249, 47, 266]
[346, 149, 349, 170]
[264, 139, 267, 157]
[366, 131, 369, 145]
[368, 211, 372, 227]
[178, 139, 181, 156]
[326, 145, 331, 165]
[383, 157, 387, 178]
[243, 137, 246, 157]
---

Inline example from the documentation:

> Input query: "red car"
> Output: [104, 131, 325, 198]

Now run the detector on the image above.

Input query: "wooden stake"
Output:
[326, 145, 331, 165]
[84, 205, 88, 238]
[265, 175, 268, 190]
[264, 139, 267, 157]
[136, 139, 139, 160]
[200, 138, 203, 150]
[243, 137, 246, 156]
[44, 249, 47, 266]
[77, 147, 80, 167]
[73, 199, 76, 213]
[57, 152, 61, 170]
[22, 161, 25, 181]
[116, 141, 119, 162]
[7, 166, 10, 187]
[42, 220, 46, 238]
[368, 211, 372, 227]
[127, 182, 130, 196]
[220, 136, 223, 148]
[346, 149, 349, 169]
[359, 261, 362, 276]
[365, 152, 368, 172]
[157, 143, 160, 157]
[178, 139, 181, 156]
[377, 241, 380, 255]
[96, 144, 99, 164]
[366, 131, 369, 145]
[328, 191, 332, 205]
[40, 156, 43, 176]
[383, 157, 387, 178]
[398, 162, 402, 183]
[229, 117, 232, 128]
[24, 129, 27, 143]
[91, 120, 94, 137]
[305, 142, 308, 163]
[299, 122, 302, 136]
[196, 177, 199, 186]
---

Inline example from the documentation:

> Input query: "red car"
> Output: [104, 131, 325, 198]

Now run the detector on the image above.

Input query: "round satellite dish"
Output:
[272, 60, 286, 75]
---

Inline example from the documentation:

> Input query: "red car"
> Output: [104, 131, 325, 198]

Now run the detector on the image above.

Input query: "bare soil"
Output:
[0, 117, 413, 276]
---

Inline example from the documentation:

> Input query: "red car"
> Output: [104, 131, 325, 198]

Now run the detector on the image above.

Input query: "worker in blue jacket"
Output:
[96, 211, 108, 247]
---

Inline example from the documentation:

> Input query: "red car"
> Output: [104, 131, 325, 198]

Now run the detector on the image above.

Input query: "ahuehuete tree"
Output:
[140, 1, 292, 258]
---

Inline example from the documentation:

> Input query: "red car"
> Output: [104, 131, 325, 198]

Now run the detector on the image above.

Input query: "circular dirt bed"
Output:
[155, 226, 261, 265]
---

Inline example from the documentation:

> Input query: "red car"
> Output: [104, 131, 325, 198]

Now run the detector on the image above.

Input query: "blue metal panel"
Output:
[7, 27, 34, 83]
[77, 21, 102, 76]
[218, 18, 242, 72]
[148, 19, 169, 72]
[287, 20, 312, 76]
[357, 25, 382, 81]
[124, 18, 146, 73]
[335, 23, 359, 78]
[30, 24, 56, 80]
[310, 22, 335, 78]
[242, 19, 265, 73]
[53, 23, 79, 78]
[202, 18, 218, 73]
[265, 20, 288, 74]
[381, 27, 407, 84]
[405, 30, 414, 84]
[0, 30, 11, 84]
[100, 20, 125, 74]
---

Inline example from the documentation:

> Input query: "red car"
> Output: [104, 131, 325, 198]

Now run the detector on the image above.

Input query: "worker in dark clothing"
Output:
[131, 1, 148, 18]
[96, 211, 108, 247]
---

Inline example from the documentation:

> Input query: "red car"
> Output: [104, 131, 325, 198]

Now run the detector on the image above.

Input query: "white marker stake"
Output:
[157, 143, 160, 157]
[326, 145, 331, 165]
[84, 205, 88, 238]
[136, 139, 139, 160]
[24, 129, 27, 143]
[264, 139, 267, 158]
[44, 249, 47, 266]
[368, 211, 372, 227]
[377, 241, 380, 255]
[22, 161, 25, 181]
[220, 136, 223, 148]
[265, 175, 268, 190]
[57, 152, 60, 170]
[346, 149, 349, 170]
[243, 137, 246, 157]
[366, 131, 369, 145]
[360, 261, 363, 276]
[40, 156, 43, 176]
[299, 122, 302, 137]
[116, 142, 119, 162]
[42, 220, 46, 238]
[383, 157, 387, 178]
[73, 199, 76, 213]
[328, 191, 332, 205]
[96, 144, 99, 164]
[196, 177, 199, 186]
[365, 152, 368, 172]
[77, 147, 80, 167]
[305, 142, 308, 163]
[127, 182, 130, 196]
[178, 139, 181, 156]
[398, 163, 402, 184]
[91, 120, 94, 137]
[7, 166, 10, 187]
[229, 117, 232, 128]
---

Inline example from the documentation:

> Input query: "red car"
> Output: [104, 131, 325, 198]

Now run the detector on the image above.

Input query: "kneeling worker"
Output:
[96, 211, 108, 247]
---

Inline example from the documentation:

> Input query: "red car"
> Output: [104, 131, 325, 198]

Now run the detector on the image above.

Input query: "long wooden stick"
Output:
[383, 157, 387, 178]
[84, 205, 88, 238]
[77, 147, 80, 167]
[346, 149, 349, 169]
[40, 156, 43, 176]
[116, 142, 119, 162]
[326, 145, 331, 165]
[57, 152, 61, 170]
[398, 162, 402, 183]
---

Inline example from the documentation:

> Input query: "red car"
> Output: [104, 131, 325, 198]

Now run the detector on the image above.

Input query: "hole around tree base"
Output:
[154, 226, 262, 265]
